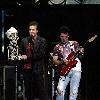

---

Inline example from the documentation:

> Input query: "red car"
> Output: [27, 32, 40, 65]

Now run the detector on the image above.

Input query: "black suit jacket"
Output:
[19, 36, 47, 74]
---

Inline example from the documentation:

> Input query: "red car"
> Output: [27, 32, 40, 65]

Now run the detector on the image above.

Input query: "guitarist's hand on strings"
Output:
[63, 59, 69, 65]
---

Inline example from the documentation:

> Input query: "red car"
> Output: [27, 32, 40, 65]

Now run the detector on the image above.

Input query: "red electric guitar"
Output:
[57, 34, 97, 76]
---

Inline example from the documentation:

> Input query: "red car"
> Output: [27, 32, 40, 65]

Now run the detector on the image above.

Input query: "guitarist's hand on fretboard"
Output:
[80, 47, 84, 54]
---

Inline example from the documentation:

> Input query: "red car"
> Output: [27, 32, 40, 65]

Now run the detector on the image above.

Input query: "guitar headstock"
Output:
[88, 34, 97, 43]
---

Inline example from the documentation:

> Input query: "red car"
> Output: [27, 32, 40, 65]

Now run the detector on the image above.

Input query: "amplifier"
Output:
[3, 66, 16, 100]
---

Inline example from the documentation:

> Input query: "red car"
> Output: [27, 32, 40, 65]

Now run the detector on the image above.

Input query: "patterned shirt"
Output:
[53, 41, 82, 71]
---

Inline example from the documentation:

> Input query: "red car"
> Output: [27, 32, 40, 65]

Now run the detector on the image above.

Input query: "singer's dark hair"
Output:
[59, 26, 70, 34]
[29, 21, 38, 29]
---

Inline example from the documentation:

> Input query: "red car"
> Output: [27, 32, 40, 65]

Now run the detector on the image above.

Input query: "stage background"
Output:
[0, 5, 100, 100]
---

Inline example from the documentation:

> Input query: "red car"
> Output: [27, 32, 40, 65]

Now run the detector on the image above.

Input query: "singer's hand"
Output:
[21, 55, 27, 60]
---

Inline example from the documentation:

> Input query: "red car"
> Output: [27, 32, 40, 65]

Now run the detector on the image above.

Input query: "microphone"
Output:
[29, 36, 32, 43]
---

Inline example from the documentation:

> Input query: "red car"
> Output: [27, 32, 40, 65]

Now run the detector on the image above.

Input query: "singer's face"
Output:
[29, 25, 38, 39]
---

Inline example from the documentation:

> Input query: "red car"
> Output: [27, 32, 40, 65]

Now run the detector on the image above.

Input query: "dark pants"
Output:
[31, 73, 48, 100]
[23, 70, 32, 100]
[23, 70, 48, 100]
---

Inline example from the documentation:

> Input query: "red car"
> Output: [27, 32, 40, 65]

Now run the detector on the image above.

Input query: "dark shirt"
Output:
[19, 36, 47, 74]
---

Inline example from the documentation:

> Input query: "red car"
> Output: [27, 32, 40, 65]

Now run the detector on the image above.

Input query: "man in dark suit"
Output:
[19, 21, 48, 100]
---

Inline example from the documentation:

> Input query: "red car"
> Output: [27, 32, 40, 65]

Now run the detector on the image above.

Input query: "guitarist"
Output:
[52, 26, 84, 100]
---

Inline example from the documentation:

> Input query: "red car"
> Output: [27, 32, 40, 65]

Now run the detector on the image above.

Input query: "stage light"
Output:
[48, 0, 84, 5]
[48, 0, 65, 5]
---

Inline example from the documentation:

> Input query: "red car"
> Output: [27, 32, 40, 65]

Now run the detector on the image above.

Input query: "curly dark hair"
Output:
[59, 26, 70, 34]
